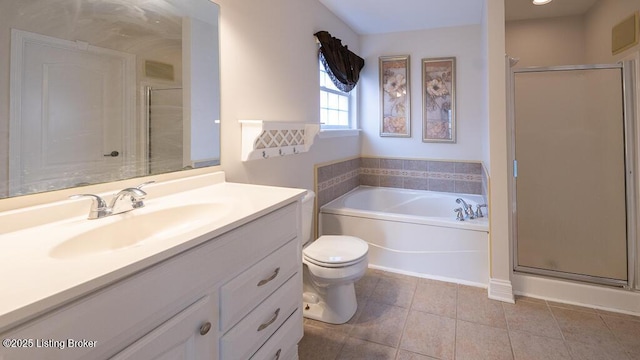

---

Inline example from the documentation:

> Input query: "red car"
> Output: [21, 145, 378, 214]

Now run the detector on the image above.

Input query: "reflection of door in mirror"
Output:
[0, 0, 220, 199]
[9, 29, 135, 196]
[147, 87, 183, 175]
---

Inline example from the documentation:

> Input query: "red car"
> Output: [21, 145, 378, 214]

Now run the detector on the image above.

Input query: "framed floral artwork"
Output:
[379, 55, 410, 137]
[422, 57, 456, 143]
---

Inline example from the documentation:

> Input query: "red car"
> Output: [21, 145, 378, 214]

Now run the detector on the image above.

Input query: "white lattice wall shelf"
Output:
[239, 120, 320, 161]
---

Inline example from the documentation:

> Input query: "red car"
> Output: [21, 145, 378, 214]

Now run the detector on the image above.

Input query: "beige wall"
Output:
[215, 0, 361, 190]
[507, 0, 640, 66]
[486, 0, 511, 295]
[506, 15, 586, 67]
[585, 0, 640, 63]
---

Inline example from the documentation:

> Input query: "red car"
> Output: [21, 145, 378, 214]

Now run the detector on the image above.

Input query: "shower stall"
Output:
[509, 61, 637, 287]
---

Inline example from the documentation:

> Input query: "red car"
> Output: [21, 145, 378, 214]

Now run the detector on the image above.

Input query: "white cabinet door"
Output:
[110, 296, 217, 360]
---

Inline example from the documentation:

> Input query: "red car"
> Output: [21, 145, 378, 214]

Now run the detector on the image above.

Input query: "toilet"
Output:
[301, 190, 369, 324]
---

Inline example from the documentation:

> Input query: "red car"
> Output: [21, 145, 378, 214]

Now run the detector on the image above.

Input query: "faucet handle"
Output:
[69, 193, 107, 208]
[116, 187, 147, 198]
[135, 180, 155, 190]
[110, 187, 147, 213]
[475, 204, 488, 218]
[69, 194, 111, 219]
[116, 181, 154, 202]
[454, 207, 465, 221]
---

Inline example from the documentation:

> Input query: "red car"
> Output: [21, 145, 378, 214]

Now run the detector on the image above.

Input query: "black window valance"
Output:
[315, 30, 365, 93]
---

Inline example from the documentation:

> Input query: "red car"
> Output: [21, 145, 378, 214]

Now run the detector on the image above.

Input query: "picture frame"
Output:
[379, 55, 410, 137]
[422, 57, 456, 143]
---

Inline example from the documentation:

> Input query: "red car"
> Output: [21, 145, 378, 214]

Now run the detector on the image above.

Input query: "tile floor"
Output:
[298, 269, 640, 360]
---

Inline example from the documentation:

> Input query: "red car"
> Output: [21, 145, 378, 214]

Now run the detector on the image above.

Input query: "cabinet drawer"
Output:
[220, 273, 301, 360]
[250, 308, 302, 360]
[220, 239, 300, 332]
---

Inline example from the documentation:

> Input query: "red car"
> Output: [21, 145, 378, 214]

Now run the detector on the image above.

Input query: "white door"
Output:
[9, 29, 135, 195]
[110, 296, 217, 360]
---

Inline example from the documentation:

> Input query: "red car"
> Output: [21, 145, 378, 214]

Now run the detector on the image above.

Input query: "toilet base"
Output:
[301, 283, 358, 324]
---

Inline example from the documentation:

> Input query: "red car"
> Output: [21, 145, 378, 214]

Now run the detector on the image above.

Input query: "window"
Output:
[319, 61, 353, 129]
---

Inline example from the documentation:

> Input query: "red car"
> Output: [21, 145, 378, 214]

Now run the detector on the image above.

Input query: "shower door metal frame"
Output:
[144, 85, 184, 175]
[509, 62, 637, 288]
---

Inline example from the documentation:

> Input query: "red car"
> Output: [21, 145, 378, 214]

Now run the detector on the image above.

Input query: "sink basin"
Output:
[49, 203, 229, 259]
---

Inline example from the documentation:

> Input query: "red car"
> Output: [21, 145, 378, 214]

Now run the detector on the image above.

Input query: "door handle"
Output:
[103, 151, 119, 157]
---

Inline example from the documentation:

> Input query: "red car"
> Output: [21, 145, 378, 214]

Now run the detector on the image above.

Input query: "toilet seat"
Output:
[303, 235, 368, 268]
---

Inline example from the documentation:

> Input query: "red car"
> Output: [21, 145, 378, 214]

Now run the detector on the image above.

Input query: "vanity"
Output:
[0, 172, 306, 359]
[0, 0, 304, 356]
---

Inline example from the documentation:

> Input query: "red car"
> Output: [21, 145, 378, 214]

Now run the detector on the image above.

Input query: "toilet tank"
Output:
[301, 190, 315, 245]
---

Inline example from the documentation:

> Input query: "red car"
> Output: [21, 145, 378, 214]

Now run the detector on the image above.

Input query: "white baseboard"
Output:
[488, 278, 515, 303]
[513, 273, 640, 315]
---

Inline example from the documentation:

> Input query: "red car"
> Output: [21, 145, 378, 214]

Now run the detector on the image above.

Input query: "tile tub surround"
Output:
[359, 158, 484, 195]
[315, 157, 361, 208]
[299, 269, 640, 360]
[315, 157, 487, 209]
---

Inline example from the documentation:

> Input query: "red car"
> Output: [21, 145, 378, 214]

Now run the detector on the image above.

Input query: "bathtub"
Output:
[320, 186, 489, 286]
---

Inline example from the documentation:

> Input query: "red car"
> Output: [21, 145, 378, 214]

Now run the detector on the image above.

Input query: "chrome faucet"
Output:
[69, 194, 111, 219]
[71, 181, 155, 219]
[455, 198, 475, 219]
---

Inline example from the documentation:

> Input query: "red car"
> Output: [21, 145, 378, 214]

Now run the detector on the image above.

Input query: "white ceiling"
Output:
[318, 0, 599, 35]
[318, 0, 485, 35]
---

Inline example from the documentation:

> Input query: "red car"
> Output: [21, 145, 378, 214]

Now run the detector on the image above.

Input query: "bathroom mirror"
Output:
[0, 0, 221, 199]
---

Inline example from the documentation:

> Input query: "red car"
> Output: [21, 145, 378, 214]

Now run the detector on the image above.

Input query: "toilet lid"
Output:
[303, 235, 368, 266]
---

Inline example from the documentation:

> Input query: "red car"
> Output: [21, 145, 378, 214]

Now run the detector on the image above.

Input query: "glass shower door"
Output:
[513, 65, 629, 285]
[147, 87, 183, 175]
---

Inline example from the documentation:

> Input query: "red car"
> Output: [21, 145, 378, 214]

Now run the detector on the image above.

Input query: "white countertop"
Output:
[0, 173, 306, 333]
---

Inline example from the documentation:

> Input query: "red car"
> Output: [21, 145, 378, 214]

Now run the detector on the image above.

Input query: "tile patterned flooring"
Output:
[298, 269, 640, 360]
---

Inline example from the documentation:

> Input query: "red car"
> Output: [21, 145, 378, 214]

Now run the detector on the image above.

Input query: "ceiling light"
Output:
[532, 0, 552, 5]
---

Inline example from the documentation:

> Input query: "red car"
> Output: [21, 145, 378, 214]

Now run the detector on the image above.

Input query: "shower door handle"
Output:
[103, 151, 119, 157]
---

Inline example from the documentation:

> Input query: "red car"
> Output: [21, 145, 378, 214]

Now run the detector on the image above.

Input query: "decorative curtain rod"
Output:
[314, 30, 365, 93]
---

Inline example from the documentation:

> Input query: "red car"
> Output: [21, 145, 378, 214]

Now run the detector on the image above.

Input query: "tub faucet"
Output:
[455, 198, 475, 219]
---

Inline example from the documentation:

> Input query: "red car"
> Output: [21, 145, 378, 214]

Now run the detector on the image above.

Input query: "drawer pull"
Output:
[257, 267, 280, 287]
[274, 349, 282, 360]
[199, 321, 212, 336]
[257, 308, 280, 332]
